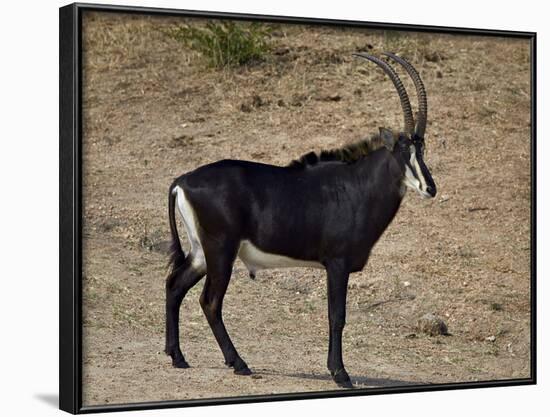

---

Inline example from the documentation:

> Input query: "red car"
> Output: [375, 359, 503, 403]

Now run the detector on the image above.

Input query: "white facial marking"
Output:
[174, 186, 206, 273]
[238, 240, 323, 274]
[403, 164, 421, 190]
[403, 146, 431, 199]
[409, 145, 428, 192]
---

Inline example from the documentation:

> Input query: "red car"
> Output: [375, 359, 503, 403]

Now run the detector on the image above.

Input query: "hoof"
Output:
[227, 357, 251, 375]
[172, 358, 190, 369]
[336, 379, 354, 389]
[234, 366, 252, 376]
[331, 368, 353, 389]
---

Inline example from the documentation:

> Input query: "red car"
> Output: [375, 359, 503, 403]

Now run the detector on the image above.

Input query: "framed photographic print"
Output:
[59, 2, 536, 413]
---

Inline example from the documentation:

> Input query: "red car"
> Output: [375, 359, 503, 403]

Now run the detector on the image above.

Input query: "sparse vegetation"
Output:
[383, 30, 403, 51]
[169, 21, 272, 67]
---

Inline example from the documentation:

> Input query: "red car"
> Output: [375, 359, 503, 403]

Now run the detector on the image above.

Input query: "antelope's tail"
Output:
[167, 183, 186, 274]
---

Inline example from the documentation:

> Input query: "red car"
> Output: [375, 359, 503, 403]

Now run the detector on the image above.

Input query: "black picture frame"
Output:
[59, 2, 537, 414]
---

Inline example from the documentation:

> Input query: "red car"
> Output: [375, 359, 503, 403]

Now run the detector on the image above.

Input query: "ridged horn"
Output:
[353, 52, 415, 136]
[382, 52, 428, 139]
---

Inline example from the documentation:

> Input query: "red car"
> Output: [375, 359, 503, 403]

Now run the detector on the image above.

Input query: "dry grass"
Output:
[81, 11, 531, 406]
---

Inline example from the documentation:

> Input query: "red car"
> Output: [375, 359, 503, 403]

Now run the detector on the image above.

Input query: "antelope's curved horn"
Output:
[383, 52, 427, 140]
[353, 52, 415, 136]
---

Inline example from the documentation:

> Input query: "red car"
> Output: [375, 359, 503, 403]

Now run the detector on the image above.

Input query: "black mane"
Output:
[288, 134, 386, 168]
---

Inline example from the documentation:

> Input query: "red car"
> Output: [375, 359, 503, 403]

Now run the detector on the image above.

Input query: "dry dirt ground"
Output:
[80, 12, 532, 407]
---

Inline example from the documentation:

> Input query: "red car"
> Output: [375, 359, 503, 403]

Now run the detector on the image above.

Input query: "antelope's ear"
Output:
[379, 127, 396, 150]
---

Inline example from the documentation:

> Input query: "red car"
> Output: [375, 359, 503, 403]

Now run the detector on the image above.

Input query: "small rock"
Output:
[403, 281, 411, 287]
[290, 94, 307, 107]
[325, 94, 342, 102]
[485, 336, 496, 342]
[490, 303, 503, 311]
[436, 70, 443, 78]
[169, 134, 193, 148]
[240, 103, 252, 113]
[273, 46, 290, 55]
[251, 94, 267, 108]
[417, 313, 449, 336]
[424, 51, 441, 62]
[251, 374, 263, 379]
[316, 93, 342, 102]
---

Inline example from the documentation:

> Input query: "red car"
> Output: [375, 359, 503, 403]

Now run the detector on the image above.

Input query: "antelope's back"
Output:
[176, 159, 304, 240]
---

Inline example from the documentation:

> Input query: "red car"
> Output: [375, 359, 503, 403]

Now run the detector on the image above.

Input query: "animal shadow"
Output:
[257, 369, 425, 389]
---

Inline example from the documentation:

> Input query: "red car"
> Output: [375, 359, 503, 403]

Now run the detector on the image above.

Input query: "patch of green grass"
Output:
[383, 30, 403, 50]
[382, 30, 422, 58]
[169, 21, 272, 68]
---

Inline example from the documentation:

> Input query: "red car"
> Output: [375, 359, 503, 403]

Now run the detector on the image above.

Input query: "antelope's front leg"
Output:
[325, 260, 352, 388]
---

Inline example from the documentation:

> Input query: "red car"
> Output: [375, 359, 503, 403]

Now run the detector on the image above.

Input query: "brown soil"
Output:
[80, 12, 532, 407]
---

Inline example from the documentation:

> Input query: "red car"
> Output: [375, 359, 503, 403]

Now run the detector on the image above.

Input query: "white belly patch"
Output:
[238, 240, 323, 273]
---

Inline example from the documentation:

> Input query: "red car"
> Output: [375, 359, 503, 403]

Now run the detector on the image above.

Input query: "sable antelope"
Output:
[164, 52, 436, 388]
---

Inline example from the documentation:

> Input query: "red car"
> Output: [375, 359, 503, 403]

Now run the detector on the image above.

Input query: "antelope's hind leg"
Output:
[165, 254, 206, 368]
[200, 238, 251, 375]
